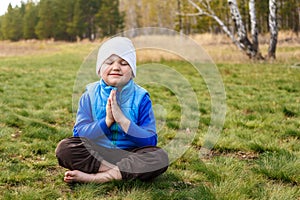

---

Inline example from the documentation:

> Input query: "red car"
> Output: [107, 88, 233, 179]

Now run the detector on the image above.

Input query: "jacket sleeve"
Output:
[125, 94, 158, 147]
[73, 92, 111, 140]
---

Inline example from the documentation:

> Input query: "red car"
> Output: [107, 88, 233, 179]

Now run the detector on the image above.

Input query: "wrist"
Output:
[118, 118, 130, 133]
[105, 118, 114, 128]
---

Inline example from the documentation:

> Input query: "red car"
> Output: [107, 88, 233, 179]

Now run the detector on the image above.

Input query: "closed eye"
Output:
[104, 58, 128, 66]
[121, 61, 128, 66]
[104, 61, 113, 65]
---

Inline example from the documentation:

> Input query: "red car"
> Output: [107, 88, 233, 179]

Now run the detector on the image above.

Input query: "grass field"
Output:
[0, 35, 299, 200]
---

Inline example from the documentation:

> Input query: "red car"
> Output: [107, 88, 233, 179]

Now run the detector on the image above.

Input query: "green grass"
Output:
[0, 42, 299, 199]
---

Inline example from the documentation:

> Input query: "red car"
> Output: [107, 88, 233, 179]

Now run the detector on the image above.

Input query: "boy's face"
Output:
[101, 54, 133, 88]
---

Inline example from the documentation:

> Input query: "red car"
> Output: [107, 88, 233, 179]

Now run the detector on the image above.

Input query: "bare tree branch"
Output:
[187, 0, 206, 15]
[179, 0, 275, 60]
[183, 0, 242, 49]
[210, 14, 242, 50]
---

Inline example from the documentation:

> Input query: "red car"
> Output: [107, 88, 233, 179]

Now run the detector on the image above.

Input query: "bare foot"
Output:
[64, 170, 96, 183]
[64, 168, 122, 184]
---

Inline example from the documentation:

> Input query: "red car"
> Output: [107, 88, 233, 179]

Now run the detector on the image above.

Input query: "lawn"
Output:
[0, 38, 299, 200]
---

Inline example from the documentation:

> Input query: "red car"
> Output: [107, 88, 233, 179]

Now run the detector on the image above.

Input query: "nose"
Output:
[111, 61, 121, 71]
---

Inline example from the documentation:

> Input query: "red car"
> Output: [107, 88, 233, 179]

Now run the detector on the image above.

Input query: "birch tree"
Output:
[228, 0, 256, 58]
[184, 0, 278, 60]
[184, 0, 242, 50]
[249, 0, 259, 55]
[268, 0, 278, 59]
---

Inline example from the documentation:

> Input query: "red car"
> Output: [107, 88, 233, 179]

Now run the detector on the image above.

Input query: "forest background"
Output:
[0, 0, 299, 42]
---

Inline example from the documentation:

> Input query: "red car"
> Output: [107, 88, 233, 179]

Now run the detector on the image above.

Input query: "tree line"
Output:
[0, 0, 299, 41]
[0, 0, 123, 41]
[121, 0, 299, 35]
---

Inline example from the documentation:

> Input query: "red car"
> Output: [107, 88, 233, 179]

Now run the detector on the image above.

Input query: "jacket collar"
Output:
[100, 79, 134, 105]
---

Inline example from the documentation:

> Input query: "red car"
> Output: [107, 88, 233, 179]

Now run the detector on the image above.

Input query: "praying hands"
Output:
[106, 89, 130, 132]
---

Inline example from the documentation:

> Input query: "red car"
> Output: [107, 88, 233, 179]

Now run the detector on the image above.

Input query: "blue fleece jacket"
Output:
[73, 80, 157, 149]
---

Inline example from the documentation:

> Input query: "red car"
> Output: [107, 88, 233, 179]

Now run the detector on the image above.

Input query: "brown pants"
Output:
[55, 137, 169, 181]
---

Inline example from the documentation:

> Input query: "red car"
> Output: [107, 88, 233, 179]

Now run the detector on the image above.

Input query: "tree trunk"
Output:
[185, 0, 242, 49]
[268, 0, 278, 59]
[294, 5, 299, 36]
[249, 0, 264, 59]
[228, 0, 256, 58]
[249, 0, 258, 53]
[177, 0, 183, 34]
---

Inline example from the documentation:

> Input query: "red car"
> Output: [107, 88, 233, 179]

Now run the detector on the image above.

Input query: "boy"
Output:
[55, 37, 169, 183]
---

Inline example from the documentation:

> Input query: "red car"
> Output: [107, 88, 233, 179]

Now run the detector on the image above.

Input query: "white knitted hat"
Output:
[96, 37, 136, 77]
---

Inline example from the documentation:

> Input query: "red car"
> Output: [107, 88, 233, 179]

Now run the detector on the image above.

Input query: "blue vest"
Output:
[86, 79, 148, 148]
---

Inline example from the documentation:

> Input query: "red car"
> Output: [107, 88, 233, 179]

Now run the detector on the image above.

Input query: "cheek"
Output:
[123, 67, 133, 77]
[100, 65, 109, 76]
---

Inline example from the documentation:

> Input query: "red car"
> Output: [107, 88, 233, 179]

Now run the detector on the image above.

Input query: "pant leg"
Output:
[55, 137, 169, 181]
[117, 146, 169, 181]
[55, 137, 132, 173]
[55, 137, 102, 173]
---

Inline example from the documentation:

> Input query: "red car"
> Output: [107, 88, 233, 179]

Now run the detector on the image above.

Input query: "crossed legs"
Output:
[55, 137, 169, 183]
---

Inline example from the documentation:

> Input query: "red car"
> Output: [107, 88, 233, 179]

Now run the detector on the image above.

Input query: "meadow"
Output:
[0, 33, 299, 199]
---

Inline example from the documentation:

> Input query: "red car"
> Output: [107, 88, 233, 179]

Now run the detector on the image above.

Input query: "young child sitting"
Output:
[55, 37, 169, 183]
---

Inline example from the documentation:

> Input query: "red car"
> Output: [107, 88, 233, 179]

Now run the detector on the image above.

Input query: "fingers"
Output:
[105, 91, 115, 127]
[110, 90, 122, 121]
[110, 90, 119, 111]
[110, 89, 117, 104]
[106, 98, 112, 111]
[108, 90, 130, 132]
[109, 89, 115, 100]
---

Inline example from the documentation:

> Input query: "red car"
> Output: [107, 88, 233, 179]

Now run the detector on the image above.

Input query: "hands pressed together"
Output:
[105, 90, 130, 132]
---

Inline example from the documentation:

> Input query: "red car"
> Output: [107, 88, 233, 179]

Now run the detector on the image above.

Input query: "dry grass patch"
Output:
[0, 32, 298, 64]
[0, 40, 60, 57]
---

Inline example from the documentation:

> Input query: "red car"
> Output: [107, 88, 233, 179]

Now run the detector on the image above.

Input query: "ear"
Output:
[99, 64, 106, 77]
[97, 70, 102, 78]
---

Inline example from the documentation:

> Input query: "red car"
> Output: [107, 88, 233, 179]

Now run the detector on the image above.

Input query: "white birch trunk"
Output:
[228, 0, 247, 40]
[249, 0, 259, 54]
[186, 0, 265, 59]
[186, 0, 242, 50]
[268, 0, 278, 59]
[228, 0, 255, 58]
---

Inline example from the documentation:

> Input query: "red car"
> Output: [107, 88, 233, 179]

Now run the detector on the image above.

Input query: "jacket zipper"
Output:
[112, 123, 118, 146]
